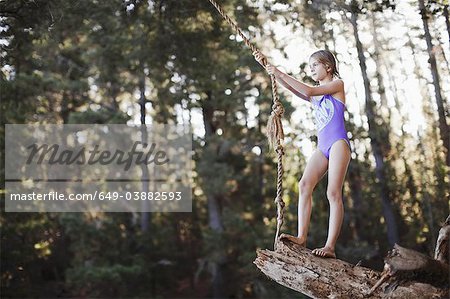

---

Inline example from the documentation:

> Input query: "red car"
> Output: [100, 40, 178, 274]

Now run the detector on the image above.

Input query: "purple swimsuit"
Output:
[312, 94, 350, 159]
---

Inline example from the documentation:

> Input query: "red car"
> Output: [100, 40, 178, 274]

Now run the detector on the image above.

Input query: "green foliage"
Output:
[68, 108, 130, 124]
[59, 213, 156, 297]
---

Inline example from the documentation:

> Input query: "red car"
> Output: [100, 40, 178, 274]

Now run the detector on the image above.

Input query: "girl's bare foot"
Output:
[279, 233, 306, 247]
[312, 246, 336, 258]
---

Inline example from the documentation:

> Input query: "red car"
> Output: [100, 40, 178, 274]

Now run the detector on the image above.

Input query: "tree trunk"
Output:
[139, 70, 151, 232]
[349, 8, 399, 247]
[418, 0, 450, 166]
[418, 133, 438, 248]
[254, 216, 450, 298]
[201, 91, 225, 298]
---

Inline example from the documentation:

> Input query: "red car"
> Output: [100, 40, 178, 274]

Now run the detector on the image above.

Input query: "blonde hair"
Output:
[310, 50, 340, 78]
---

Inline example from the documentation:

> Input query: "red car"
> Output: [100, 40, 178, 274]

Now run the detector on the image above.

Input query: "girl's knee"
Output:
[326, 189, 342, 203]
[299, 178, 315, 195]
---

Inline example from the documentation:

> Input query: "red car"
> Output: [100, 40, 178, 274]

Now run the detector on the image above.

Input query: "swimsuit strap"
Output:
[327, 94, 346, 106]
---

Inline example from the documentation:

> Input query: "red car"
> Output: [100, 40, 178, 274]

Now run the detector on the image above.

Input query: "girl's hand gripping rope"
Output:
[253, 50, 278, 77]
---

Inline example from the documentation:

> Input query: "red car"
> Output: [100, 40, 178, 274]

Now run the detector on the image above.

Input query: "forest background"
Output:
[0, 0, 449, 298]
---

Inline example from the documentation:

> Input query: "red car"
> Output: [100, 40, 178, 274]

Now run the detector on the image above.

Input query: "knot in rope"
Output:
[271, 102, 285, 118]
[274, 195, 285, 206]
[275, 144, 284, 156]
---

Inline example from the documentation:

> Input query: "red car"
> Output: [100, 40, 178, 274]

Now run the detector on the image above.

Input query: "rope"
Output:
[206, 0, 285, 250]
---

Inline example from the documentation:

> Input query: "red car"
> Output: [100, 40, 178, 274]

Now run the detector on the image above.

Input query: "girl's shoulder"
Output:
[329, 78, 345, 91]
[330, 79, 346, 104]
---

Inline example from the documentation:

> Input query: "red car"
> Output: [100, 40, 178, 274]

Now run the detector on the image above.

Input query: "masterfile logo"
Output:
[25, 141, 170, 171]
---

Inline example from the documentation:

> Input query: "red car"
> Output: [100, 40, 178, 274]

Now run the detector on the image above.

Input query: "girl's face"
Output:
[309, 57, 330, 81]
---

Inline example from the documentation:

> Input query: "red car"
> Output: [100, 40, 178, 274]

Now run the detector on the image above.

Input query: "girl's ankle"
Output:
[296, 235, 307, 242]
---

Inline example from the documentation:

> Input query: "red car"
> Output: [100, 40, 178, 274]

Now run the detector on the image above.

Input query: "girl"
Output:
[254, 49, 351, 258]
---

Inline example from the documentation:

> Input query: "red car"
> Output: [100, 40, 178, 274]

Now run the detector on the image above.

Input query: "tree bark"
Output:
[255, 240, 382, 298]
[383, 244, 449, 286]
[254, 216, 450, 298]
[418, 0, 450, 166]
[349, 6, 399, 247]
[434, 215, 450, 264]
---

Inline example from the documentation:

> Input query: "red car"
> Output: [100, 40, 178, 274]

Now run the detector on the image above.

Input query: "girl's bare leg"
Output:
[312, 140, 350, 258]
[280, 149, 328, 247]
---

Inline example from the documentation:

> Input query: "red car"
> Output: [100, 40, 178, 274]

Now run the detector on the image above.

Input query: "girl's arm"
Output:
[274, 68, 344, 99]
[277, 75, 310, 101]
[252, 50, 343, 101]
[253, 51, 310, 101]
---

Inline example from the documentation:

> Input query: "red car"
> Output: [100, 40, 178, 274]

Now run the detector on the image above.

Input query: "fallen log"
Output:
[434, 215, 450, 264]
[254, 215, 449, 298]
[254, 240, 382, 298]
